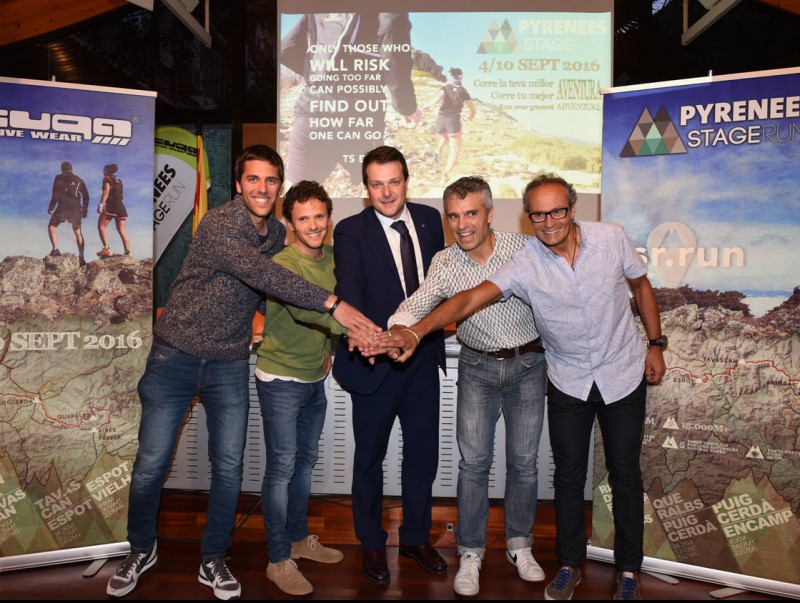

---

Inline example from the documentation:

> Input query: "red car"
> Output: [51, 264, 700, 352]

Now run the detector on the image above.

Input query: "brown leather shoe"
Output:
[363, 548, 390, 584]
[398, 543, 447, 574]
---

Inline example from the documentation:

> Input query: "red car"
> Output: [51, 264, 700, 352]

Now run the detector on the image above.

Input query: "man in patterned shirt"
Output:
[387, 176, 546, 596]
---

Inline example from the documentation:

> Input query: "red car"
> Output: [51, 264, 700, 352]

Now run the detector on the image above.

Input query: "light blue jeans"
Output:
[255, 377, 327, 563]
[455, 346, 546, 556]
[127, 343, 250, 561]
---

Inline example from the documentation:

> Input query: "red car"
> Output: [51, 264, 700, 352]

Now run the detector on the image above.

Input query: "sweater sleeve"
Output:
[194, 212, 330, 312]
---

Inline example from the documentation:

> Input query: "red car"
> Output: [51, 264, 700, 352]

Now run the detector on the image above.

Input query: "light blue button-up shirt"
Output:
[490, 220, 647, 403]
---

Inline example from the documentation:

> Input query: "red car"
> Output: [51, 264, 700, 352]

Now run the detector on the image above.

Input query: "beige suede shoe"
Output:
[267, 559, 313, 596]
[291, 535, 344, 563]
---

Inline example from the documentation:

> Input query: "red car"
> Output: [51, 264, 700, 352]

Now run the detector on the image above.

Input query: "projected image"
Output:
[278, 10, 611, 200]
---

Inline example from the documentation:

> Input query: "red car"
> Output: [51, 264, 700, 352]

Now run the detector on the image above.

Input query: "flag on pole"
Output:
[153, 126, 202, 261]
[192, 129, 208, 236]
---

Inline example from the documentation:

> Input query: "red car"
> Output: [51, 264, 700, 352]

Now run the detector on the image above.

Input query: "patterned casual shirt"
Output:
[388, 231, 539, 351]
[490, 220, 648, 403]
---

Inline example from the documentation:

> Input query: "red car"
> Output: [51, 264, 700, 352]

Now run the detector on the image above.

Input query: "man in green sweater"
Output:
[255, 180, 345, 596]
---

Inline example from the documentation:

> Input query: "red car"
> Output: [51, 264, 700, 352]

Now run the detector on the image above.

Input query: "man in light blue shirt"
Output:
[376, 173, 666, 601]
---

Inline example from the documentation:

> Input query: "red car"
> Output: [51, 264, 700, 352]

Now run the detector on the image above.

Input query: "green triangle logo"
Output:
[476, 19, 518, 54]
[620, 107, 687, 157]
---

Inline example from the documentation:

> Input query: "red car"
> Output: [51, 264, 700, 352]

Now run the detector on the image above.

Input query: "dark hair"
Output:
[235, 144, 284, 184]
[361, 145, 408, 187]
[449, 67, 463, 78]
[443, 176, 493, 211]
[61, 161, 72, 172]
[103, 163, 118, 174]
[282, 180, 332, 222]
[523, 173, 577, 212]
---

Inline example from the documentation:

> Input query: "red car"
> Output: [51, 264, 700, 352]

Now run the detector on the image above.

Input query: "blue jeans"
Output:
[127, 343, 250, 561]
[255, 377, 327, 563]
[547, 378, 646, 572]
[455, 346, 546, 556]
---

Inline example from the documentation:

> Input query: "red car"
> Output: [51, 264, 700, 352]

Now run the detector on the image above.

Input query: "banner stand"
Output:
[0, 77, 155, 574]
[0, 542, 129, 573]
[641, 570, 679, 585]
[587, 545, 800, 599]
[709, 587, 748, 600]
[591, 66, 800, 601]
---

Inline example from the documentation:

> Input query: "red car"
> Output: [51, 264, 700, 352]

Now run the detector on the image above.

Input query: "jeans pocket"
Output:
[459, 346, 483, 367]
[148, 342, 178, 363]
[520, 350, 545, 369]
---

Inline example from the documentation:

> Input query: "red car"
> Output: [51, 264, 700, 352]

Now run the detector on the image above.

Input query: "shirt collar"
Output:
[374, 205, 412, 231]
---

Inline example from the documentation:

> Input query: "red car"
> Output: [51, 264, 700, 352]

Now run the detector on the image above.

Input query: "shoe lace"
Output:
[306, 535, 320, 551]
[283, 559, 300, 575]
[206, 559, 235, 584]
[514, 548, 536, 571]
[553, 567, 574, 590]
[115, 552, 146, 579]
[617, 576, 638, 600]
[461, 553, 480, 575]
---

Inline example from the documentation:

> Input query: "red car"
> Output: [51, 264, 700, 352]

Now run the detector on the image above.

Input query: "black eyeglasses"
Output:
[528, 207, 569, 223]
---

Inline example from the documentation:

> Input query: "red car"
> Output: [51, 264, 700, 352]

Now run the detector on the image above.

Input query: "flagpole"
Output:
[192, 126, 208, 236]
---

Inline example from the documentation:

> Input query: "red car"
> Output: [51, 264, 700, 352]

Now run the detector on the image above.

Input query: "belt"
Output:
[462, 337, 544, 359]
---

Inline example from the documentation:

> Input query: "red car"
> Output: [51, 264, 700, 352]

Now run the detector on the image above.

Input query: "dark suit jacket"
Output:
[333, 202, 446, 396]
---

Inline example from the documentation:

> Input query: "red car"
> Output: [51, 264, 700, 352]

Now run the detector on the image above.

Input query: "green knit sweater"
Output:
[255, 244, 346, 382]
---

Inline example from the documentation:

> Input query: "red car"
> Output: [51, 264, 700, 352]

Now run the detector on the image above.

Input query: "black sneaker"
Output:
[198, 558, 241, 600]
[613, 572, 641, 600]
[544, 566, 581, 600]
[107, 543, 157, 597]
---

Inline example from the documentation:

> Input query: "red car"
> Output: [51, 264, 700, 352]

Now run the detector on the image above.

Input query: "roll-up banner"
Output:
[590, 68, 800, 599]
[0, 77, 156, 571]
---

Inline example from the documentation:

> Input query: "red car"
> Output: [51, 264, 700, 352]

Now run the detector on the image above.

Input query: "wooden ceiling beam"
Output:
[0, 0, 127, 47]
[758, 0, 800, 14]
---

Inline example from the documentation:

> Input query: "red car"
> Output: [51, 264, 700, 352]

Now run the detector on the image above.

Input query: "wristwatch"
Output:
[648, 336, 668, 350]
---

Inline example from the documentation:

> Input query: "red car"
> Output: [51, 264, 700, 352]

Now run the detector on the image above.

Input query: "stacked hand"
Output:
[348, 327, 418, 363]
[328, 300, 422, 363]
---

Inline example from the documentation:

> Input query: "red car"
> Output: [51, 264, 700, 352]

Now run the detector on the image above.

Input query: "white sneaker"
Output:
[453, 552, 482, 596]
[107, 543, 157, 597]
[506, 546, 545, 582]
[198, 558, 241, 600]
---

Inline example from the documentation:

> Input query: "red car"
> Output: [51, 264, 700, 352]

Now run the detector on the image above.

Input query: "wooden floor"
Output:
[0, 490, 784, 601]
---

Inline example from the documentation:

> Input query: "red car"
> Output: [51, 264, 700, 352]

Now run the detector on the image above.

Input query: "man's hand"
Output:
[401, 108, 423, 129]
[645, 347, 666, 385]
[349, 332, 403, 359]
[372, 327, 420, 363]
[330, 299, 381, 339]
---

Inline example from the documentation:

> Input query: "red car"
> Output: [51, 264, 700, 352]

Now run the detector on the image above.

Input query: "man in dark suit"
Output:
[333, 145, 446, 584]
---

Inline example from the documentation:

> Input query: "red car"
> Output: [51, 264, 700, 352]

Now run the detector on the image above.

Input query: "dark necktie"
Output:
[391, 220, 419, 297]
